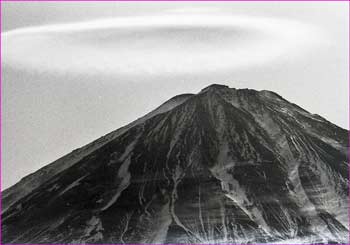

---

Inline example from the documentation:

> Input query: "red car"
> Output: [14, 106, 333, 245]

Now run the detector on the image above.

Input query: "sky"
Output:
[2, 1, 349, 190]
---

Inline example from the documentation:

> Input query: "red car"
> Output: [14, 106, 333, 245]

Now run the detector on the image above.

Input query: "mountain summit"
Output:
[2, 85, 349, 244]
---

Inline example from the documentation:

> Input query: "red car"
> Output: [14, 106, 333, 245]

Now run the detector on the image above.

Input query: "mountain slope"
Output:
[2, 84, 348, 244]
[2, 93, 194, 213]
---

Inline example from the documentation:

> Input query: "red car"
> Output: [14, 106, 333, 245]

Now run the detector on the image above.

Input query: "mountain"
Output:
[2, 84, 349, 244]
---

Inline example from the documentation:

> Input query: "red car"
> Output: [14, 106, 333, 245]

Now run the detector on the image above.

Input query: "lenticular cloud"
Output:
[3, 14, 327, 77]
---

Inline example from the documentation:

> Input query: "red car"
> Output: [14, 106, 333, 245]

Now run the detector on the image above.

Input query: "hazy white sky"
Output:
[2, 1, 349, 189]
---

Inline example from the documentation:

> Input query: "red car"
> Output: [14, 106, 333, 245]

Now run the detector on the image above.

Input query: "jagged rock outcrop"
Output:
[2, 85, 349, 244]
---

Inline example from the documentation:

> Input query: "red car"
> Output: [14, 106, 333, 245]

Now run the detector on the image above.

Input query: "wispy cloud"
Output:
[3, 12, 328, 77]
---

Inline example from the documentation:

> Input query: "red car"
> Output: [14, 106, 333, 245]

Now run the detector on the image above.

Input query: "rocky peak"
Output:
[200, 84, 230, 93]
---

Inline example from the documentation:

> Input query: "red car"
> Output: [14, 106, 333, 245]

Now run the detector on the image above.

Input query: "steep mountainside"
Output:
[2, 84, 349, 244]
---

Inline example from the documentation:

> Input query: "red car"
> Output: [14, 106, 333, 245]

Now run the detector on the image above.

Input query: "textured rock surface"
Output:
[2, 85, 349, 244]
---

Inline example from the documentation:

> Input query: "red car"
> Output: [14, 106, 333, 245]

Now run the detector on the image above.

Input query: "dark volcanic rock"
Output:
[2, 85, 349, 244]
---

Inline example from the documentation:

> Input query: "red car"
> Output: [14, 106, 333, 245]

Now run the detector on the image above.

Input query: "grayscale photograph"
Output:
[1, 1, 349, 244]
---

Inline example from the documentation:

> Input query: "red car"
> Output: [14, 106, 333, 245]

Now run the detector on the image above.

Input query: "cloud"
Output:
[2, 13, 328, 78]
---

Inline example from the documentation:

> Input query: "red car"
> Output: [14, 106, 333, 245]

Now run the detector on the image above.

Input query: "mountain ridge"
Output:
[2, 84, 349, 244]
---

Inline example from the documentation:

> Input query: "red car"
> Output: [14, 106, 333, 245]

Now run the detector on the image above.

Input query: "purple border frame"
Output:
[0, 0, 349, 1]
[0, 0, 349, 245]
